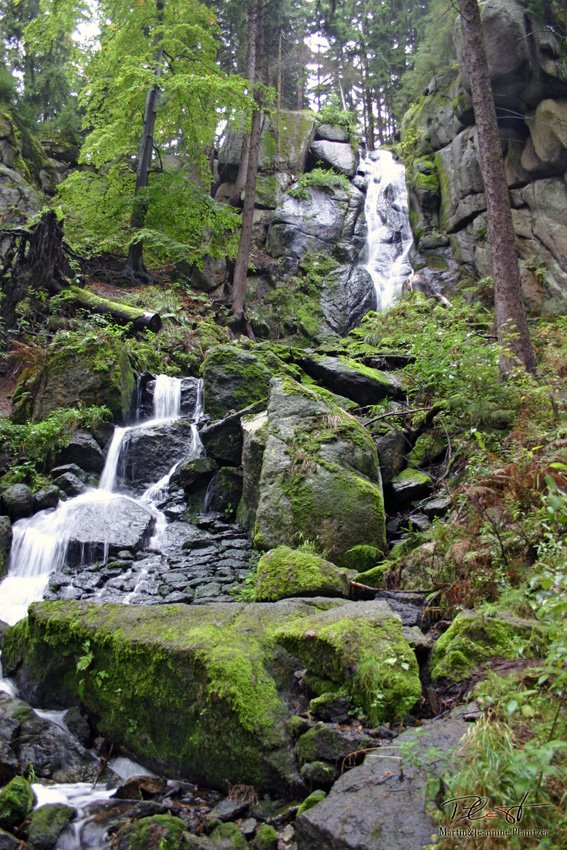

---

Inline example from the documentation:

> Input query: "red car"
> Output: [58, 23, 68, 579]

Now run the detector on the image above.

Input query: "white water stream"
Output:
[359, 149, 413, 310]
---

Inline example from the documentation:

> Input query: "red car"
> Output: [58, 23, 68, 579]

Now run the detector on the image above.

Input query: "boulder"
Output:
[390, 469, 433, 503]
[309, 140, 358, 178]
[295, 705, 472, 850]
[204, 468, 243, 518]
[16, 337, 136, 424]
[51, 472, 87, 498]
[116, 814, 213, 850]
[375, 430, 408, 486]
[315, 124, 349, 143]
[177, 457, 218, 492]
[1, 484, 33, 522]
[255, 546, 350, 601]
[320, 266, 376, 335]
[52, 430, 105, 475]
[430, 609, 546, 682]
[202, 346, 277, 420]
[62, 494, 156, 566]
[32, 487, 60, 513]
[252, 377, 387, 562]
[300, 355, 402, 405]
[527, 99, 567, 171]
[200, 417, 244, 466]
[3, 597, 420, 792]
[190, 257, 228, 294]
[27, 803, 75, 850]
[117, 420, 201, 491]
[0, 518, 11, 579]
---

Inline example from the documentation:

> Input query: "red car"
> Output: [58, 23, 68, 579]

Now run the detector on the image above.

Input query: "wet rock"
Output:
[1, 484, 33, 522]
[204, 469, 243, 518]
[0, 518, 11, 579]
[32, 487, 60, 513]
[177, 457, 218, 492]
[52, 472, 87, 498]
[53, 430, 105, 474]
[118, 420, 202, 492]
[50, 464, 88, 482]
[63, 707, 92, 747]
[0, 692, 118, 784]
[64, 496, 155, 567]
[113, 776, 167, 800]
[137, 376, 201, 420]
[0, 827, 20, 849]
[295, 705, 473, 850]
[27, 803, 75, 850]
[300, 355, 402, 405]
[200, 418, 243, 466]
[295, 724, 375, 767]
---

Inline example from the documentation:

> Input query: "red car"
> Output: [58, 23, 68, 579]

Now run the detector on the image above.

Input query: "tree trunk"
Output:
[228, 0, 256, 207]
[125, 0, 165, 278]
[458, 0, 536, 374]
[63, 286, 162, 332]
[231, 0, 264, 332]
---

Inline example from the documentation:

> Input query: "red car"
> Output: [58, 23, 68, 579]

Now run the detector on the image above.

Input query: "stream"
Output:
[0, 150, 416, 849]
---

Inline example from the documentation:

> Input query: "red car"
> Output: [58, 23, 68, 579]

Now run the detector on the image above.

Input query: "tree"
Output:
[231, 0, 264, 331]
[57, 0, 250, 272]
[458, 0, 536, 374]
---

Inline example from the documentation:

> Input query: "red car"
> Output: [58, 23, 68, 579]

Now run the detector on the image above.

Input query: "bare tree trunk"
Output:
[229, 0, 256, 207]
[231, 0, 264, 333]
[458, 0, 536, 374]
[124, 0, 164, 279]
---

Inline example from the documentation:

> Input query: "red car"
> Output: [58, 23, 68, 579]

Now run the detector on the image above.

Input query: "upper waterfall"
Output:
[359, 149, 413, 310]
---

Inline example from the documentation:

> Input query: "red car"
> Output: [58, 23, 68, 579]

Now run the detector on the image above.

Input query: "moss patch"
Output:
[430, 610, 546, 682]
[0, 775, 35, 832]
[255, 546, 350, 601]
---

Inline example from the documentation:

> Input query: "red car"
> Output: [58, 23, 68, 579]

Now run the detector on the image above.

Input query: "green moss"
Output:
[252, 824, 279, 850]
[407, 433, 447, 468]
[430, 610, 546, 683]
[274, 615, 421, 724]
[393, 468, 433, 486]
[354, 563, 389, 588]
[0, 775, 35, 832]
[210, 822, 248, 849]
[28, 803, 76, 849]
[116, 814, 190, 850]
[255, 546, 349, 601]
[296, 789, 327, 817]
[341, 545, 381, 571]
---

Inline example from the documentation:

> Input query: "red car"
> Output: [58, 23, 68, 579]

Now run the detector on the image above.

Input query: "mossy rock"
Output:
[252, 823, 278, 850]
[273, 601, 421, 725]
[14, 335, 135, 424]
[3, 598, 419, 793]
[354, 563, 389, 589]
[430, 610, 547, 683]
[253, 376, 386, 562]
[407, 433, 447, 469]
[296, 789, 327, 817]
[27, 803, 75, 850]
[341, 545, 381, 572]
[0, 775, 35, 832]
[255, 546, 350, 601]
[202, 345, 297, 420]
[210, 822, 248, 850]
[116, 814, 210, 850]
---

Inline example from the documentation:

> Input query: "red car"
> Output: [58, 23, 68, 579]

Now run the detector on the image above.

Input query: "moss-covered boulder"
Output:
[255, 546, 350, 601]
[390, 468, 433, 502]
[252, 376, 386, 562]
[14, 336, 135, 424]
[27, 803, 75, 850]
[430, 609, 546, 683]
[210, 822, 248, 850]
[252, 823, 278, 850]
[116, 814, 212, 850]
[0, 775, 35, 832]
[300, 355, 402, 405]
[202, 346, 274, 420]
[3, 598, 419, 790]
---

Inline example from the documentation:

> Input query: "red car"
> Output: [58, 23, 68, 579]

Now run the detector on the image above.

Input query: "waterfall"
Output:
[0, 375, 204, 627]
[360, 149, 413, 310]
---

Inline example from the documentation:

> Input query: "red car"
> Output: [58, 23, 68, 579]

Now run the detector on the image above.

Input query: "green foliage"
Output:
[317, 95, 358, 143]
[289, 167, 350, 201]
[0, 403, 110, 483]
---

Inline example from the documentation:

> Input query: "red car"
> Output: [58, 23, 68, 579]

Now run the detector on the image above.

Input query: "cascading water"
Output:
[359, 149, 414, 310]
[0, 375, 203, 627]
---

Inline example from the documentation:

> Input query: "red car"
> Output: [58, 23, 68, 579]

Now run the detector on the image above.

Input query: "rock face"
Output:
[3, 598, 421, 793]
[295, 704, 473, 850]
[404, 0, 567, 313]
[14, 337, 136, 423]
[320, 266, 376, 335]
[250, 376, 387, 562]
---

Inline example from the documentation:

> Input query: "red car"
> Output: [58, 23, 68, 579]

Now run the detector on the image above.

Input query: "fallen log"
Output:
[61, 285, 162, 332]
